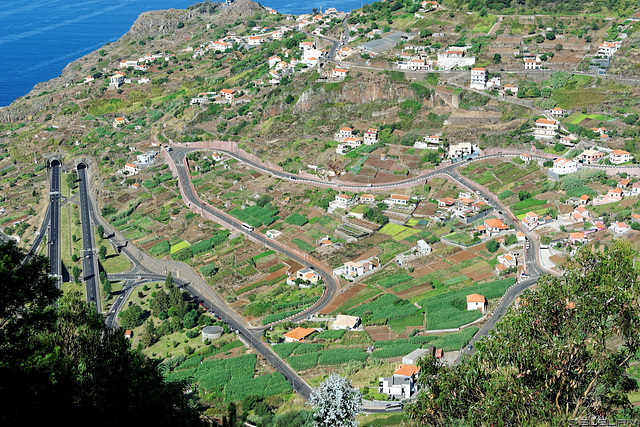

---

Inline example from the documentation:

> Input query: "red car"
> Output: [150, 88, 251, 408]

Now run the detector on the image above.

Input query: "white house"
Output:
[379, 364, 420, 399]
[109, 72, 125, 88]
[470, 67, 488, 90]
[598, 41, 621, 57]
[339, 260, 375, 278]
[610, 221, 629, 234]
[466, 294, 487, 313]
[299, 41, 316, 50]
[331, 315, 361, 331]
[533, 118, 558, 140]
[364, 128, 379, 145]
[360, 194, 376, 204]
[448, 142, 478, 159]
[385, 194, 411, 206]
[118, 60, 138, 68]
[552, 158, 578, 175]
[328, 194, 355, 212]
[550, 107, 565, 117]
[136, 152, 155, 166]
[332, 68, 349, 79]
[268, 56, 282, 68]
[247, 36, 266, 46]
[113, 117, 126, 128]
[610, 150, 633, 165]
[220, 88, 236, 101]
[503, 83, 518, 95]
[124, 163, 139, 175]
[334, 127, 356, 140]
[524, 59, 542, 70]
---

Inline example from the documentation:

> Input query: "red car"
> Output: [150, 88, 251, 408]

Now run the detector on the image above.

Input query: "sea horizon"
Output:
[0, 0, 370, 108]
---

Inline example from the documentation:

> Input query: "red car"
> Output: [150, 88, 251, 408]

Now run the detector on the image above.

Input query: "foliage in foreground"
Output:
[309, 374, 363, 427]
[406, 241, 640, 426]
[0, 241, 205, 427]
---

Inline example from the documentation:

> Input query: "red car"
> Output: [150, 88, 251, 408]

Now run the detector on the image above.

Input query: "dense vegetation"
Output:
[407, 241, 640, 425]
[0, 241, 205, 427]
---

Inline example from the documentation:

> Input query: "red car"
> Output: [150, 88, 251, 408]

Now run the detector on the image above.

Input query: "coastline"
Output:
[0, 0, 369, 108]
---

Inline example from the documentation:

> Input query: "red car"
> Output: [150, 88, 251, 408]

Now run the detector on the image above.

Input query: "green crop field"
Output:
[169, 240, 190, 254]
[292, 239, 314, 252]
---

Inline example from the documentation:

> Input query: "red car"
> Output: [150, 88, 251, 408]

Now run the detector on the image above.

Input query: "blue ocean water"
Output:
[0, 0, 368, 107]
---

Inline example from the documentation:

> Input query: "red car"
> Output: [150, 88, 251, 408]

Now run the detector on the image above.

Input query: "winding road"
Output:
[73, 142, 640, 406]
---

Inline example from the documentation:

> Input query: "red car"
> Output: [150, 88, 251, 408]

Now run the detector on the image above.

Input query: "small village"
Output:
[3, 0, 640, 424]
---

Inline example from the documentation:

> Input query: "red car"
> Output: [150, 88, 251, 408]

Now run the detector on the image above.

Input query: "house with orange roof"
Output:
[220, 88, 236, 101]
[296, 268, 320, 286]
[609, 221, 629, 234]
[631, 213, 640, 222]
[364, 128, 379, 145]
[386, 194, 411, 206]
[552, 158, 578, 175]
[283, 327, 316, 343]
[598, 41, 621, 57]
[610, 150, 633, 165]
[336, 259, 376, 278]
[503, 83, 518, 95]
[466, 294, 487, 313]
[550, 107, 565, 117]
[334, 126, 356, 140]
[109, 72, 126, 88]
[497, 253, 517, 269]
[522, 211, 539, 231]
[247, 35, 266, 46]
[523, 58, 541, 69]
[484, 218, 509, 235]
[470, 67, 488, 90]
[379, 364, 420, 399]
[360, 194, 375, 204]
[533, 118, 558, 139]
[438, 197, 455, 208]
[124, 330, 133, 339]
[332, 68, 349, 79]
[618, 178, 631, 188]
[124, 163, 139, 175]
[113, 116, 126, 128]
[569, 232, 586, 244]
[594, 187, 623, 206]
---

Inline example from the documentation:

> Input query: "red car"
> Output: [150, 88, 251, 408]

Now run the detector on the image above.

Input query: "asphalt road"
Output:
[171, 149, 340, 326]
[77, 163, 99, 310]
[48, 160, 61, 285]
[171, 147, 547, 346]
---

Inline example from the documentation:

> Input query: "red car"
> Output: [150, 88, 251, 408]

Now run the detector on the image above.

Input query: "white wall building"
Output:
[552, 158, 578, 175]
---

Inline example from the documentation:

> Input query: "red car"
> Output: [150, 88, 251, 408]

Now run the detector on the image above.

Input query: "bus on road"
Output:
[241, 223, 254, 232]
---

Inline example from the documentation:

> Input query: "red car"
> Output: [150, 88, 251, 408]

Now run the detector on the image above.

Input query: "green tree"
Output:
[485, 239, 499, 253]
[98, 245, 107, 261]
[72, 265, 81, 283]
[97, 225, 104, 240]
[165, 272, 174, 290]
[118, 304, 145, 329]
[407, 241, 640, 425]
[151, 289, 170, 317]
[493, 53, 501, 64]
[0, 241, 204, 427]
